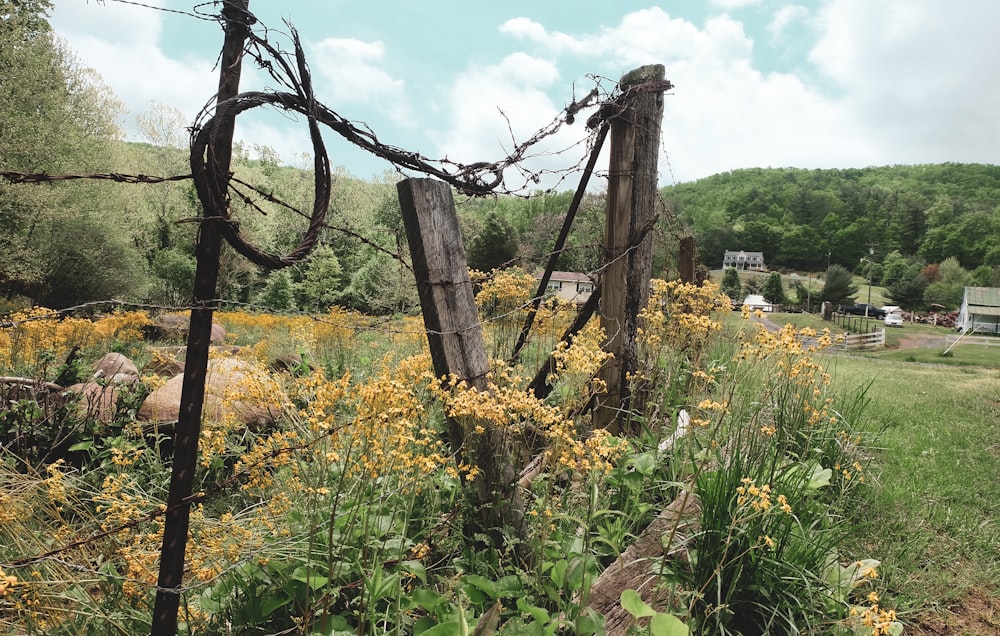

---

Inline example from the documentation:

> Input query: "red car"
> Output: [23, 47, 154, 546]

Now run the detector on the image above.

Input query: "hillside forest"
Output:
[3, 0, 1000, 316]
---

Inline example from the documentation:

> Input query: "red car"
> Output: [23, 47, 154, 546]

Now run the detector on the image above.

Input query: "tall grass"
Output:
[1, 287, 927, 635]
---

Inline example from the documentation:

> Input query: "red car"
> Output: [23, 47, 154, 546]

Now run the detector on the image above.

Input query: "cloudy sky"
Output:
[50, 0, 1000, 188]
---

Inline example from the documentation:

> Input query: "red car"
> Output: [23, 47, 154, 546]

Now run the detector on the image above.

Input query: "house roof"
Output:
[724, 250, 764, 258]
[536, 271, 592, 283]
[965, 286, 1000, 307]
[742, 294, 772, 306]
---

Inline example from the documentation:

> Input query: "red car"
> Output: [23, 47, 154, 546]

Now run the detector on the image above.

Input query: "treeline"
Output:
[3, 1, 999, 315]
[664, 164, 1000, 276]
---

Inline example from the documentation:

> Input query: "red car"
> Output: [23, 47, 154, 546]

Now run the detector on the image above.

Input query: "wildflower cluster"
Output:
[0, 307, 149, 375]
[0, 567, 17, 598]
[638, 279, 730, 354]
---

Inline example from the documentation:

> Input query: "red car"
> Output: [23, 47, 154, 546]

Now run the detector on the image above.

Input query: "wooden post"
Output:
[680, 236, 697, 285]
[595, 64, 665, 433]
[150, 2, 248, 634]
[397, 178, 526, 554]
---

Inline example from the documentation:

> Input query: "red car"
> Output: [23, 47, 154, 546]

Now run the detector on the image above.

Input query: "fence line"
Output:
[834, 329, 886, 350]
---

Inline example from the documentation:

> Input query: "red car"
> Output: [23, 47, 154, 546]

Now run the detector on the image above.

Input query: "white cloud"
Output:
[768, 5, 809, 40]
[309, 38, 411, 124]
[809, 0, 1000, 165]
[435, 53, 590, 191]
[710, 0, 762, 10]
[50, 1, 219, 136]
[499, 8, 864, 182]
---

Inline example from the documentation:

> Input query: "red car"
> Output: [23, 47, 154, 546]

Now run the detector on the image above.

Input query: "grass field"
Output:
[822, 355, 1000, 634]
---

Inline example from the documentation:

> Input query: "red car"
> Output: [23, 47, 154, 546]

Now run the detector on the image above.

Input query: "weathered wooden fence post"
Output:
[150, 2, 249, 634]
[397, 177, 527, 554]
[680, 236, 697, 284]
[595, 64, 666, 434]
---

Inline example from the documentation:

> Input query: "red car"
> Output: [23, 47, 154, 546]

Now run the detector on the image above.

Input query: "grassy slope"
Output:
[823, 354, 999, 630]
[746, 311, 999, 629]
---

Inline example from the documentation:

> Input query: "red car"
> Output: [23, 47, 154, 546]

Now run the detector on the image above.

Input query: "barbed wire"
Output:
[0, 232, 648, 339]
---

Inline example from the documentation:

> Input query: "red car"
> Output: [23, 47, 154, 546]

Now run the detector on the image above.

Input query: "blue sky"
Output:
[50, 0, 1000, 189]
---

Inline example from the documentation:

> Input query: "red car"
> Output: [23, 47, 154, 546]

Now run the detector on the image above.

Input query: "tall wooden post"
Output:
[150, 2, 249, 634]
[680, 236, 697, 284]
[595, 64, 665, 433]
[397, 178, 526, 556]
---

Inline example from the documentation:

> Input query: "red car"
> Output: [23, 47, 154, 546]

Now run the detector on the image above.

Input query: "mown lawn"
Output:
[823, 355, 1000, 634]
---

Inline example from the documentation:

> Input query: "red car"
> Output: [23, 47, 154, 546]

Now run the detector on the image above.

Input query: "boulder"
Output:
[143, 348, 185, 378]
[67, 381, 121, 423]
[138, 357, 284, 429]
[145, 314, 227, 344]
[92, 352, 139, 385]
[270, 353, 314, 376]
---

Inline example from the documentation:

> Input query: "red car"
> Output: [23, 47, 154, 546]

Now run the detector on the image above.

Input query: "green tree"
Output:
[761, 272, 788, 305]
[150, 248, 196, 305]
[1, 0, 128, 304]
[720, 267, 743, 300]
[255, 269, 296, 311]
[885, 265, 928, 310]
[923, 257, 971, 310]
[467, 212, 519, 272]
[819, 265, 859, 306]
[294, 245, 344, 311]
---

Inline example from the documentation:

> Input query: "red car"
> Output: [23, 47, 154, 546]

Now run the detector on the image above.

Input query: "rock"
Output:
[145, 314, 227, 344]
[144, 348, 186, 378]
[138, 357, 284, 429]
[92, 352, 140, 385]
[67, 381, 121, 423]
[270, 353, 314, 375]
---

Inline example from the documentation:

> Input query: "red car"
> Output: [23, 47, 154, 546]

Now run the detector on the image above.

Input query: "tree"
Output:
[1, 0, 128, 304]
[885, 265, 928, 310]
[255, 269, 296, 311]
[720, 267, 743, 300]
[294, 245, 344, 311]
[923, 257, 971, 310]
[819, 265, 859, 306]
[467, 212, 519, 272]
[761, 272, 788, 305]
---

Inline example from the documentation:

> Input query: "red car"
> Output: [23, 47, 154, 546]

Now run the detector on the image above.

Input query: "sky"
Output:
[49, 0, 1000, 190]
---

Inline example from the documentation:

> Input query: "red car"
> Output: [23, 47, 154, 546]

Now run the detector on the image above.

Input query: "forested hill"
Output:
[662, 163, 1000, 273]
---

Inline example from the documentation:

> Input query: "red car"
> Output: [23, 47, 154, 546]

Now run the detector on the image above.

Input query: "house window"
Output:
[576, 282, 593, 293]
[546, 281, 562, 293]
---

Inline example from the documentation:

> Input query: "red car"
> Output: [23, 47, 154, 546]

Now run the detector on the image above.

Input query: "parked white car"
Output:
[884, 312, 904, 327]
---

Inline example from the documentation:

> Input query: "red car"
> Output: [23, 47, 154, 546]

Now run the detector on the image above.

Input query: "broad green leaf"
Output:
[67, 440, 94, 452]
[260, 594, 291, 617]
[650, 613, 689, 636]
[462, 573, 497, 599]
[808, 462, 833, 490]
[620, 589, 656, 618]
[290, 566, 328, 590]
[420, 620, 464, 636]
[516, 598, 551, 624]
[401, 559, 427, 584]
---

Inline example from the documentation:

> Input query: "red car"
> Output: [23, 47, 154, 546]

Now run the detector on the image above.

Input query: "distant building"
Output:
[535, 271, 595, 304]
[723, 250, 766, 272]
[956, 286, 1000, 334]
[742, 294, 775, 312]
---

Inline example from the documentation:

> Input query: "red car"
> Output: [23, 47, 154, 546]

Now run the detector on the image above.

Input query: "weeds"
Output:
[0, 285, 916, 635]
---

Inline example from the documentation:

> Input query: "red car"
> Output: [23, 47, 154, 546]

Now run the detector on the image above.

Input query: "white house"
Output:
[742, 294, 774, 312]
[956, 287, 1000, 334]
[723, 250, 766, 272]
[536, 271, 595, 305]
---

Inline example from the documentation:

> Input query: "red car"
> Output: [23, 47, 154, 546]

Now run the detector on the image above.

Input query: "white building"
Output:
[536, 271, 595, 305]
[742, 294, 775, 312]
[956, 287, 1000, 334]
[723, 250, 766, 272]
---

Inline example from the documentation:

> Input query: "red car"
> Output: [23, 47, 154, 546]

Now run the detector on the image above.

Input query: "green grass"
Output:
[823, 355, 1000, 626]
[872, 344, 1000, 368]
